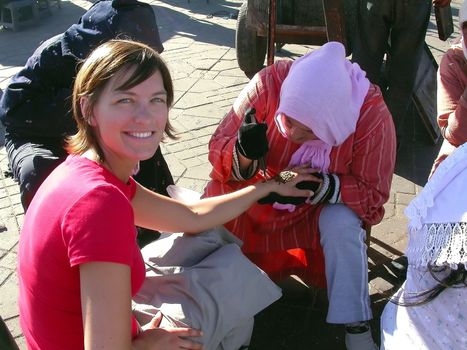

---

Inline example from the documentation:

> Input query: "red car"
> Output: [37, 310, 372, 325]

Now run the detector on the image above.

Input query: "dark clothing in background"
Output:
[352, 0, 432, 141]
[0, 0, 173, 225]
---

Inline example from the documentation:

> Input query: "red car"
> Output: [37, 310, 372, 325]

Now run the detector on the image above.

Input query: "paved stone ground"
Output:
[0, 0, 463, 349]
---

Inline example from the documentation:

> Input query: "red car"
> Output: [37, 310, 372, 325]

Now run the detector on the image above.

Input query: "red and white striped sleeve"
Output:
[338, 87, 397, 226]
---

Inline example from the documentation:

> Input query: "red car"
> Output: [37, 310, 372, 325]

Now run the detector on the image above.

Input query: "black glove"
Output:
[258, 172, 341, 206]
[236, 108, 269, 160]
[258, 173, 323, 205]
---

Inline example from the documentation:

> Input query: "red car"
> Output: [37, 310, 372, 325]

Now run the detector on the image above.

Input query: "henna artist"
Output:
[203, 42, 397, 350]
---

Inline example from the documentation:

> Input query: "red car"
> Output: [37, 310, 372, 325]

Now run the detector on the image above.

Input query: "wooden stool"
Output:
[0, 0, 39, 31]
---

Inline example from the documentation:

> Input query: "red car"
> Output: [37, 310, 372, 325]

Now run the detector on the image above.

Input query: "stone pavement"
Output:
[0, 0, 463, 349]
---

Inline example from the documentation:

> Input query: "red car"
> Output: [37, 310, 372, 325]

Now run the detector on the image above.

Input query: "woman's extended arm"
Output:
[132, 171, 314, 234]
[80, 262, 203, 350]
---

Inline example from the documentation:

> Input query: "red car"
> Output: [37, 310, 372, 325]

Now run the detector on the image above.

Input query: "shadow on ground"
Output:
[0, 1, 87, 65]
[155, 1, 239, 48]
[0, 1, 241, 67]
[249, 250, 404, 350]
[395, 105, 442, 187]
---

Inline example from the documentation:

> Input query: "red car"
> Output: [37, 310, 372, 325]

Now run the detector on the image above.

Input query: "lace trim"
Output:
[406, 222, 467, 269]
[404, 144, 467, 231]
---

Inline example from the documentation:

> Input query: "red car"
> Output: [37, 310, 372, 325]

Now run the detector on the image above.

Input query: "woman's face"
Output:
[282, 115, 318, 144]
[89, 69, 168, 169]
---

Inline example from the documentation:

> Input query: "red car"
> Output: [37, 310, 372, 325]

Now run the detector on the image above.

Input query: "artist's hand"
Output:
[287, 165, 322, 181]
[134, 313, 203, 350]
[433, 0, 451, 7]
[236, 108, 269, 160]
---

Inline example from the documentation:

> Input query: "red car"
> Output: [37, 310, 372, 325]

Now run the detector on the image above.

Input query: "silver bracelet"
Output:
[329, 174, 341, 204]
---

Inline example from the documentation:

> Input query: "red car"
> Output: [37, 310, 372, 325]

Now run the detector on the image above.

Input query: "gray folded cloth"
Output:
[143, 225, 242, 267]
[133, 227, 282, 350]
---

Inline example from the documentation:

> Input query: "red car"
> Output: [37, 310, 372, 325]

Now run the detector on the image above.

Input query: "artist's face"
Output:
[282, 115, 319, 144]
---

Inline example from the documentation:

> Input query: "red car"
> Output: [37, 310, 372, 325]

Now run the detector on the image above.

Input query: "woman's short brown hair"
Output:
[67, 39, 176, 160]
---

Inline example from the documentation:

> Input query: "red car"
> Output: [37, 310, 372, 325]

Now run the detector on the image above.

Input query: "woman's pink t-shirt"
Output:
[18, 155, 145, 350]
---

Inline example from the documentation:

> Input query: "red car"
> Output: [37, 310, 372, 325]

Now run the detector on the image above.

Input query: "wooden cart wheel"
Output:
[235, 2, 267, 79]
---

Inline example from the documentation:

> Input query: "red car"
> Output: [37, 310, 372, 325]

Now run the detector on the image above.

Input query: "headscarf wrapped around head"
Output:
[271, 42, 370, 212]
[275, 41, 369, 147]
[274, 41, 370, 173]
[404, 143, 467, 269]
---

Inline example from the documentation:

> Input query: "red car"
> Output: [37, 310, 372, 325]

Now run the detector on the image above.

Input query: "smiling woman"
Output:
[17, 39, 315, 350]
[67, 41, 175, 182]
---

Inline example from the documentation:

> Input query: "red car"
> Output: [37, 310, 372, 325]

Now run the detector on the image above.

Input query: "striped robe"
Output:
[203, 60, 396, 287]
[431, 46, 467, 174]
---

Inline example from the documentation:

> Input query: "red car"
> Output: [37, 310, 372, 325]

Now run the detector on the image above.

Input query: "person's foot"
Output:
[345, 322, 378, 350]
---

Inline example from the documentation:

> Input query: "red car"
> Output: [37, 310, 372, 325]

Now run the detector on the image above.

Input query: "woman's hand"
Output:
[288, 165, 323, 188]
[267, 165, 322, 198]
[133, 315, 203, 349]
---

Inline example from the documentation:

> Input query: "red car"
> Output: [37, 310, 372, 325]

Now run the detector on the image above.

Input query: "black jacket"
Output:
[0, 0, 163, 138]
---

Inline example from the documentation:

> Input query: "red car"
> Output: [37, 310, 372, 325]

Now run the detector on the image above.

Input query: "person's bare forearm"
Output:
[134, 181, 275, 234]
[133, 174, 312, 234]
[183, 182, 275, 232]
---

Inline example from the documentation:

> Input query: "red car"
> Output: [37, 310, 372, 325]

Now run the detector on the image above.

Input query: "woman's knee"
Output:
[319, 204, 363, 244]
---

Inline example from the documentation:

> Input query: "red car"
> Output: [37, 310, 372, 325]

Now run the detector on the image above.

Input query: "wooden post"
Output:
[267, 0, 276, 66]
[321, 0, 348, 51]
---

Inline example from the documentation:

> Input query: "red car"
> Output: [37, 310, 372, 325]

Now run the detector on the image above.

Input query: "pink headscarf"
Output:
[275, 41, 370, 173]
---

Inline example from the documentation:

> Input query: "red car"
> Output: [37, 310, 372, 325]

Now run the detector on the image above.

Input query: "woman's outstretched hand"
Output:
[266, 165, 322, 198]
[257, 165, 322, 205]
[133, 313, 203, 350]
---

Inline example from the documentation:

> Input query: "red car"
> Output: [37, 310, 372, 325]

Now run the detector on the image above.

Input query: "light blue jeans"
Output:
[319, 204, 372, 324]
